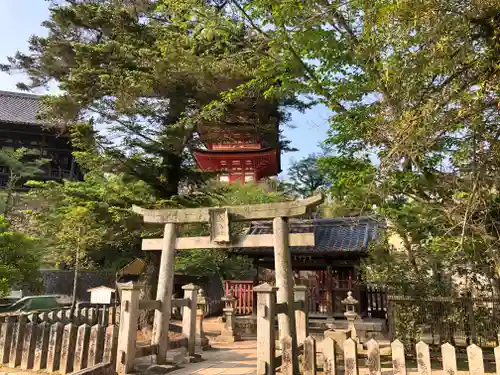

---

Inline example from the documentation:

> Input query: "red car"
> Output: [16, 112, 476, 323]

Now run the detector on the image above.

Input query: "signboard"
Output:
[87, 286, 115, 305]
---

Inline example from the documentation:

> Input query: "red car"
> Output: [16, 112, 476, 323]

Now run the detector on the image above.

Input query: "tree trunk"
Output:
[138, 251, 161, 329]
[399, 230, 420, 275]
[3, 174, 17, 217]
[137, 96, 187, 328]
[70, 234, 80, 316]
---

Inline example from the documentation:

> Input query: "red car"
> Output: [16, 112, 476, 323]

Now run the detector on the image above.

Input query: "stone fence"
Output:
[255, 282, 500, 375]
[0, 282, 206, 375]
[116, 282, 203, 374]
[279, 336, 498, 375]
[0, 316, 117, 374]
[0, 306, 119, 327]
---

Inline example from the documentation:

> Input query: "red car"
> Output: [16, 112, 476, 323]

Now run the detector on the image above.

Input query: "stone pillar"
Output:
[272, 217, 298, 371]
[294, 285, 308, 346]
[10, 315, 27, 367]
[153, 223, 177, 364]
[216, 294, 240, 343]
[116, 283, 141, 374]
[255, 283, 278, 375]
[252, 258, 260, 316]
[182, 283, 199, 356]
[196, 290, 210, 350]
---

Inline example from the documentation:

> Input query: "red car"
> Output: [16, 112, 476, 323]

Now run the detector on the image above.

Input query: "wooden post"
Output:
[255, 283, 277, 375]
[116, 283, 141, 374]
[182, 283, 199, 357]
[153, 223, 177, 364]
[272, 216, 298, 373]
[294, 285, 308, 346]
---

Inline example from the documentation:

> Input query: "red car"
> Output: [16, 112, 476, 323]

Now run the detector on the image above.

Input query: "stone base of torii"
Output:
[132, 194, 323, 372]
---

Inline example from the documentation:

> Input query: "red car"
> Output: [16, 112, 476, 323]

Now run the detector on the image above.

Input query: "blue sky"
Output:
[0, 0, 332, 177]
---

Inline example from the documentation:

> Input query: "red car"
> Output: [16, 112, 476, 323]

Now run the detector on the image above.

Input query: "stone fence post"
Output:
[182, 284, 199, 357]
[116, 283, 141, 374]
[255, 283, 278, 375]
[294, 285, 308, 346]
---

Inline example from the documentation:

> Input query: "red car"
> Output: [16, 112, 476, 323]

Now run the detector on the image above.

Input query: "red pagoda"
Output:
[192, 99, 281, 183]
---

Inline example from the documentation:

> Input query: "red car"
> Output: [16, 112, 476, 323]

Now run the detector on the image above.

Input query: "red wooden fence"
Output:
[224, 278, 387, 317]
[225, 280, 254, 315]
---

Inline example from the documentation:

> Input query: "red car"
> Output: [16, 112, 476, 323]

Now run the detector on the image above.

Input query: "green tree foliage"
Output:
[286, 154, 329, 198]
[26, 173, 157, 270]
[0, 216, 41, 296]
[27, 173, 288, 280]
[199, 0, 500, 295]
[1, 0, 295, 199]
[0, 148, 49, 217]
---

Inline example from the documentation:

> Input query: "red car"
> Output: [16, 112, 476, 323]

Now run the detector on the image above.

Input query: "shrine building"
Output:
[0, 90, 82, 189]
[229, 216, 388, 319]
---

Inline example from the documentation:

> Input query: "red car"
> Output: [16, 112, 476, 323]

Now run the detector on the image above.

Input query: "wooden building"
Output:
[230, 216, 388, 318]
[0, 90, 81, 188]
[192, 100, 281, 183]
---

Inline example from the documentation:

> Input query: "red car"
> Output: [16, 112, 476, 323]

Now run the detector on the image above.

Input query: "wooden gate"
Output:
[225, 280, 253, 315]
[306, 270, 361, 317]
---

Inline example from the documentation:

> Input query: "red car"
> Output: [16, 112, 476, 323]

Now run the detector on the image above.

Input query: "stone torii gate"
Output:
[132, 194, 323, 366]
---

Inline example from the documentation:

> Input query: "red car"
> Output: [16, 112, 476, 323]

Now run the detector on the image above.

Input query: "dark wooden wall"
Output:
[0, 121, 82, 188]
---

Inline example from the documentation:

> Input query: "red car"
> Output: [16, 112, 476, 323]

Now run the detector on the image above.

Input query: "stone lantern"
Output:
[216, 291, 240, 342]
[196, 289, 210, 350]
[341, 291, 359, 340]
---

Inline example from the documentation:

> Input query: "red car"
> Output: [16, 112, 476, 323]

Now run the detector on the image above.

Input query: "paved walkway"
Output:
[166, 318, 256, 375]
[168, 340, 257, 375]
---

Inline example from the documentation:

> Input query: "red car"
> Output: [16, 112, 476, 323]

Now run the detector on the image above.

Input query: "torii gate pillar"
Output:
[133, 194, 323, 366]
[153, 223, 177, 363]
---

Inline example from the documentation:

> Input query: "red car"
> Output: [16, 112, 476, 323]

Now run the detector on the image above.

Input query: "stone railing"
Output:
[0, 306, 119, 326]
[0, 314, 117, 374]
[254, 283, 308, 375]
[256, 283, 500, 375]
[0, 282, 206, 375]
[280, 337, 495, 375]
[116, 282, 201, 374]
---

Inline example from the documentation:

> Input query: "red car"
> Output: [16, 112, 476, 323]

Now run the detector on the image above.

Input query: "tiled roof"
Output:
[233, 216, 385, 255]
[0, 90, 47, 125]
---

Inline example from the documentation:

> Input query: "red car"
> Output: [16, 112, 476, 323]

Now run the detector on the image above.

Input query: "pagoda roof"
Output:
[232, 216, 385, 256]
[0, 90, 48, 126]
[192, 147, 277, 155]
